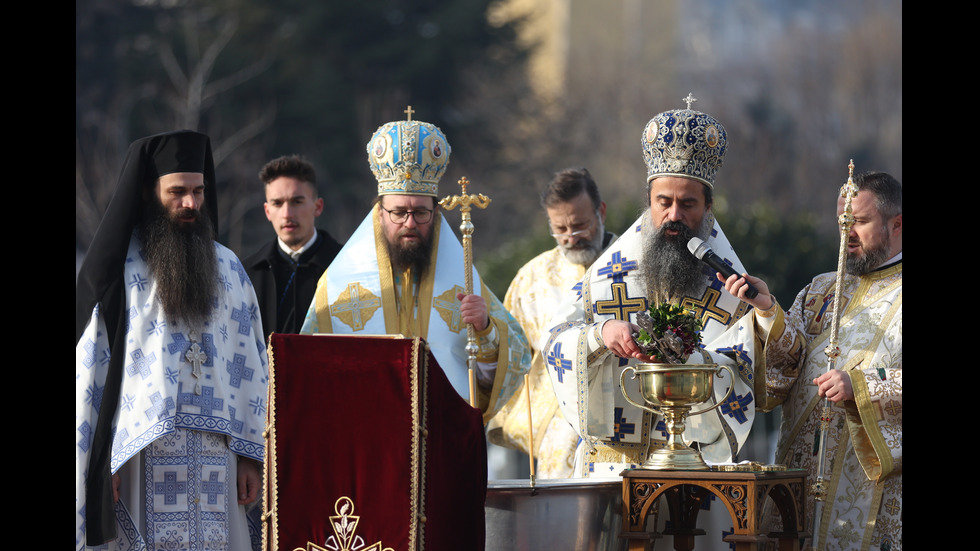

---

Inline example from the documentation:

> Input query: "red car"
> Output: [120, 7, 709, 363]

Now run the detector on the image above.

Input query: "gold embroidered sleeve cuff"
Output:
[475, 322, 499, 362]
[755, 296, 779, 318]
[592, 321, 608, 351]
[474, 318, 494, 337]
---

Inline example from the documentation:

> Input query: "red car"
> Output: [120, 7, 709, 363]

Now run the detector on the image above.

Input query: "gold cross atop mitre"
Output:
[439, 176, 491, 212]
[404, 105, 415, 121]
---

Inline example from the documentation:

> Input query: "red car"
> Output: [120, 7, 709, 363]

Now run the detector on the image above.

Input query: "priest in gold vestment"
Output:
[489, 168, 616, 478]
[723, 171, 902, 550]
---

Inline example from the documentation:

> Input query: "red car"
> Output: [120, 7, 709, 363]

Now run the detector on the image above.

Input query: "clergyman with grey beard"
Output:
[490, 167, 618, 478]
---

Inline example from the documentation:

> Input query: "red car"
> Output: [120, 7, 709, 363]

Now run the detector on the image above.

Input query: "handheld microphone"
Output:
[687, 237, 759, 299]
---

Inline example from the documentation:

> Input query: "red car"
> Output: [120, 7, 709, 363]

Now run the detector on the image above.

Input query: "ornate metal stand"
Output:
[622, 469, 807, 551]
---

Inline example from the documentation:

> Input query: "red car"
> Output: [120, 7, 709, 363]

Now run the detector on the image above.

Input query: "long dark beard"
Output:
[388, 224, 435, 277]
[138, 200, 219, 326]
[641, 213, 713, 303]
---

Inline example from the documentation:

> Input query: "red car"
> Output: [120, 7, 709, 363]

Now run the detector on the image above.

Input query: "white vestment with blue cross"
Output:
[76, 234, 268, 550]
[541, 212, 762, 477]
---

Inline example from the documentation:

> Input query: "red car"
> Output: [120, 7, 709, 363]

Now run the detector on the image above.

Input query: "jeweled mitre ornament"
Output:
[641, 97, 727, 188]
[367, 113, 451, 197]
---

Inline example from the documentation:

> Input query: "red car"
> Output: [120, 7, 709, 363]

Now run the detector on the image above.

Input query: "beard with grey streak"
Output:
[641, 212, 714, 303]
[559, 219, 606, 266]
[138, 199, 219, 327]
[845, 225, 891, 276]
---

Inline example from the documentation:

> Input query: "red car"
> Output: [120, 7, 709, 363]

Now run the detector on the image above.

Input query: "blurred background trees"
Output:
[76, 0, 902, 307]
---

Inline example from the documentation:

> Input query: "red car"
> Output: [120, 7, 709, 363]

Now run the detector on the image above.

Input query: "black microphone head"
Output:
[687, 237, 710, 259]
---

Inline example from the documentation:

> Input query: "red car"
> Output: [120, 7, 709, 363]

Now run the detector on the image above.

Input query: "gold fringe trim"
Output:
[415, 338, 430, 550]
[263, 335, 278, 551]
[409, 337, 421, 551]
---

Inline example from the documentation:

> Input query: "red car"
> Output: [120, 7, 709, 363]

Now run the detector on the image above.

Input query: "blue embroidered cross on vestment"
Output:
[128, 272, 149, 292]
[610, 407, 635, 442]
[548, 342, 572, 384]
[168, 332, 191, 356]
[154, 471, 186, 505]
[231, 303, 252, 336]
[178, 384, 224, 416]
[228, 405, 245, 434]
[226, 353, 254, 388]
[145, 391, 175, 421]
[721, 391, 753, 424]
[126, 348, 156, 379]
[597, 251, 638, 283]
[201, 470, 225, 505]
[230, 259, 250, 287]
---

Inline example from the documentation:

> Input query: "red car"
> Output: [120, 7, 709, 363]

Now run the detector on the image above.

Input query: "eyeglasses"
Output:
[550, 228, 592, 238]
[381, 205, 434, 224]
[549, 210, 599, 238]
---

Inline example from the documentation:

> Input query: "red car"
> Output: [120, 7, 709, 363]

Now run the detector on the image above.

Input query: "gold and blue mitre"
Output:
[367, 117, 451, 197]
[641, 102, 727, 188]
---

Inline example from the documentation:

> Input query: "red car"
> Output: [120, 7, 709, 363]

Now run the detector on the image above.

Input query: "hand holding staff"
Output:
[440, 177, 491, 406]
[810, 160, 857, 551]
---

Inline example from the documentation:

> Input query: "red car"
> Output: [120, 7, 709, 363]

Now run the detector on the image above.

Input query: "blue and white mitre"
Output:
[641, 95, 728, 188]
[303, 110, 530, 421]
[367, 114, 451, 197]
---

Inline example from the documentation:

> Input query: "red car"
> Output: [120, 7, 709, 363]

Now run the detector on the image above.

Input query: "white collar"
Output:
[278, 230, 317, 261]
[876, 251, 902, 269]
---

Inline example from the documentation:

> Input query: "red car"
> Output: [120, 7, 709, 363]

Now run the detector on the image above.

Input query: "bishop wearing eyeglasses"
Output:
[301, 110, 530, 422]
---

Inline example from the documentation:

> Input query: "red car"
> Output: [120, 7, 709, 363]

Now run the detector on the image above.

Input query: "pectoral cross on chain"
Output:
[185, 331, 208, 395]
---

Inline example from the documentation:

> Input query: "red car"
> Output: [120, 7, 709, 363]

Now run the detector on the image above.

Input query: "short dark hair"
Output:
[852, 171, 901, 220]
[259, 155, 317, 194]
[645, 177, 713, 207]
[541, 168, 602, 210]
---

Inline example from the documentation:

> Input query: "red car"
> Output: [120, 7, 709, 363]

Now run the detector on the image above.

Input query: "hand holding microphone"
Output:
[687, 237, 759, 299]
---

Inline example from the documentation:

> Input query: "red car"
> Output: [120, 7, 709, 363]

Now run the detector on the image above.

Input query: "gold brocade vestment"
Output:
[489, 245, 596, 478]
[758, 262, 902, 550]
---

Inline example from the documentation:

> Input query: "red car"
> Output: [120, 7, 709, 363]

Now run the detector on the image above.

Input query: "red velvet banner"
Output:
[264, 334, 486, 551]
